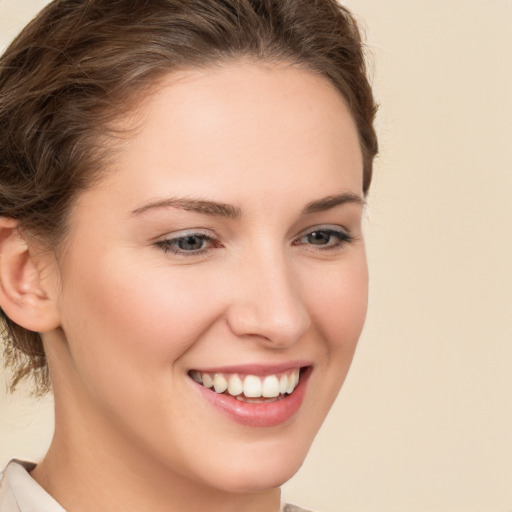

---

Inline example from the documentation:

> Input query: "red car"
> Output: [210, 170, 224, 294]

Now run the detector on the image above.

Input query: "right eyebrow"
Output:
[130, 197, 242, 219]
[301, 193, 365, 215]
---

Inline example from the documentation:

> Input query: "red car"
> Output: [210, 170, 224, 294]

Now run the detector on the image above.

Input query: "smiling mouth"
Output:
[188, 368, 306, 403]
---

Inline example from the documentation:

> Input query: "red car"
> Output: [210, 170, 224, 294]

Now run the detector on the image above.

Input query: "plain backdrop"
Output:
[1, 1, 511, 511]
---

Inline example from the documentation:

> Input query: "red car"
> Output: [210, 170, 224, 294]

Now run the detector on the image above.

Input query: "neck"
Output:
[32, 432, 281, 512]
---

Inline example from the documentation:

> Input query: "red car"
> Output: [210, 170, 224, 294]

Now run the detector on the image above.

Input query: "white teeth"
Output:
[286, 369, 300, 394]
[279, 374, 289, 394]
[192, 369, 302, 398]
[202, 373, 214, 389]
[243, 375, 262, 398]
[262, 375, 280, 398]
[213, 374, 228, 393]
[227, 374, 243, 396]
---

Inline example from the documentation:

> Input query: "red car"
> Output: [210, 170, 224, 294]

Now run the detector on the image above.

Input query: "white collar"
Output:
[0, 460, 65, 512]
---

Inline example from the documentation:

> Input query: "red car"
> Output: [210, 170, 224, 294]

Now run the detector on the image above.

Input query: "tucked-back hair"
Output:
[0, 0, 378, 394]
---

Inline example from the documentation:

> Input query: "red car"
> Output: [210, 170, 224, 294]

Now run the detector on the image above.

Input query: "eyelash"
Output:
[155, 227, 354, 256]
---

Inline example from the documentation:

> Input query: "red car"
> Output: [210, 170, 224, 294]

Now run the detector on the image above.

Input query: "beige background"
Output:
[1, 1, 511, 511]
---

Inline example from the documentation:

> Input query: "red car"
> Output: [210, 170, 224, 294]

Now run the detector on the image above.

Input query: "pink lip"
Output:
[191, 366, 312, 428]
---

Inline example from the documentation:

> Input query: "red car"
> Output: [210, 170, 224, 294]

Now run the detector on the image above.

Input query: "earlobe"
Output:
[0, 217, 60, 333]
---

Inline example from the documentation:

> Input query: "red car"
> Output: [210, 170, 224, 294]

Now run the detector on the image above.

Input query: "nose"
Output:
[225, 251, 311, 348]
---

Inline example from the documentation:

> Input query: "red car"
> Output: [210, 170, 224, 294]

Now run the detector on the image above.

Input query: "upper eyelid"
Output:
[154, 228, 218, 242]
[295, 224, 350, 237]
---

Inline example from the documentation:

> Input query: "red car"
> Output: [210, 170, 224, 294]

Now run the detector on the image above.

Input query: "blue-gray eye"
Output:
[296, 228, 353, 249]
[306, 231, 332, 245]
[177, 235, 207, 251]
[156, 233, 214, 255]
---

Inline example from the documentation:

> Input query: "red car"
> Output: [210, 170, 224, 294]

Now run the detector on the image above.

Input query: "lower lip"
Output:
[193, 368, 311, 427]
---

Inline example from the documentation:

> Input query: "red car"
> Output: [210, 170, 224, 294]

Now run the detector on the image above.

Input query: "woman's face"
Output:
[46, 62, 368, 492]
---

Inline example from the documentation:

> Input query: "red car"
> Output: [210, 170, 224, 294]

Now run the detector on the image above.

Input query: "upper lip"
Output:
[189, 361, 312, 376]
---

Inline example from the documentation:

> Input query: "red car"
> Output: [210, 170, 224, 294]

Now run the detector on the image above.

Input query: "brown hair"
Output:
[0, 0, 378, 394]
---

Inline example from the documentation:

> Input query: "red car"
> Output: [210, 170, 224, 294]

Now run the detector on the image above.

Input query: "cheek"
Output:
[306, 252, 369, 355]
[296, 253, 368, 438]
[57, 252, 224, 392]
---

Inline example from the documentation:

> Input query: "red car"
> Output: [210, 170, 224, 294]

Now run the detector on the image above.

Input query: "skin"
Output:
[28, 62, 368, 512]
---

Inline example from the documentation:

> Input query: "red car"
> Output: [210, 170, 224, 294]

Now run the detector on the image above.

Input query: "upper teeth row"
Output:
[191, 369, 301, 398]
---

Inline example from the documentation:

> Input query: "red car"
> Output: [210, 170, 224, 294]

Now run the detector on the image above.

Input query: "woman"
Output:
[0, 1, 378, 511]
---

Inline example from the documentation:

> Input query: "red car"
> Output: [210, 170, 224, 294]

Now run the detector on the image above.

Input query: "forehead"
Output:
[112, 62, 361, 184]
[73, 62, 363, 222]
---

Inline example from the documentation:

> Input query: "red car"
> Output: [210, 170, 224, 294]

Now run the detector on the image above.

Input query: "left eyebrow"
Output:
[301, 193, 365, 215]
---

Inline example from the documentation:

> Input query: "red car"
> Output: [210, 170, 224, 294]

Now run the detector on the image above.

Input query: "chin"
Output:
[193, 436, 312, 494]
[209, 462, 303, 494]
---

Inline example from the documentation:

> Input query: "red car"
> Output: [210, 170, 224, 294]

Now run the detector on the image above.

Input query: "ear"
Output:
[0, 217, 60, 333]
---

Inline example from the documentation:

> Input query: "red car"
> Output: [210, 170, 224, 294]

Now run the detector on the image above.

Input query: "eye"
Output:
[155, 233, 220, 255]
[294, 227, 353, 249]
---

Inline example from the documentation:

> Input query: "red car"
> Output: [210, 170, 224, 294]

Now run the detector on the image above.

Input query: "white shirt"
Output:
[0, 460, 65, 511]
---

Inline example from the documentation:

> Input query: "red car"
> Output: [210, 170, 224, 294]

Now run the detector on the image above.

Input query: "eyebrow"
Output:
[301, 193, 365, 214]
[130, 192, 364, 218]
[131, 197, 242, 218]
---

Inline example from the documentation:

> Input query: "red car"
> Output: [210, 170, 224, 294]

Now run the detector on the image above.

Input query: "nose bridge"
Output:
[227, 243, 311, 346]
